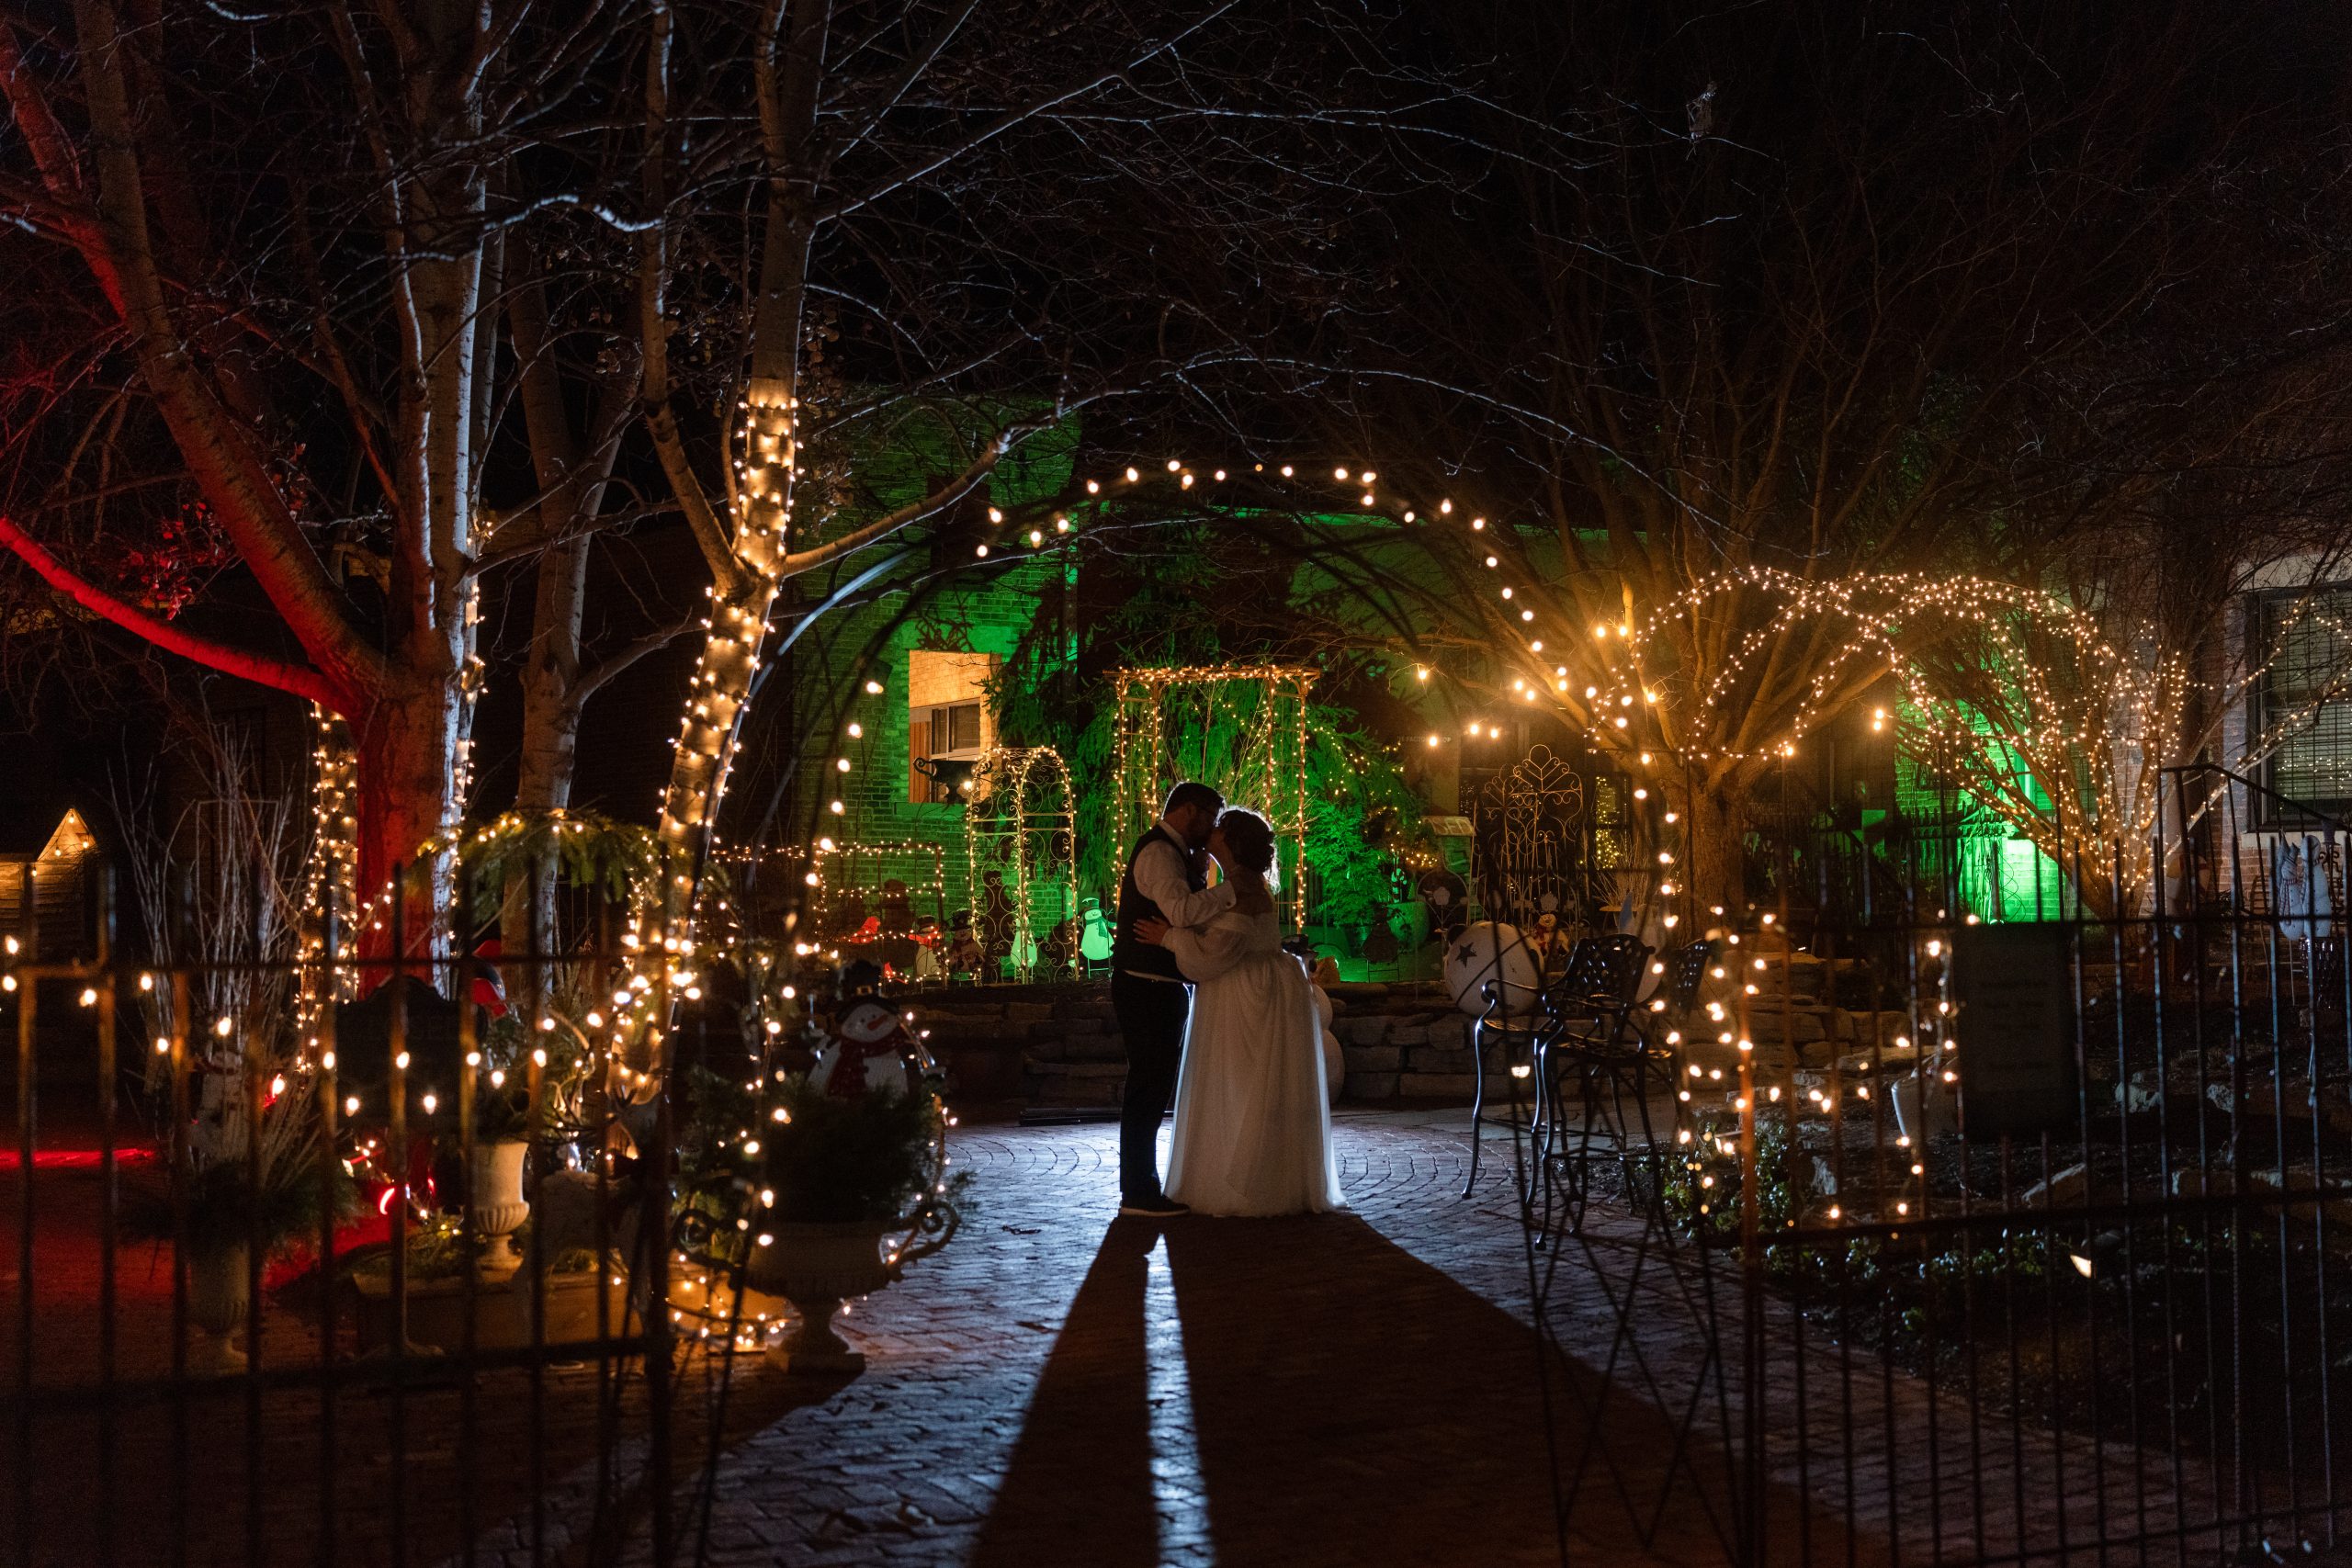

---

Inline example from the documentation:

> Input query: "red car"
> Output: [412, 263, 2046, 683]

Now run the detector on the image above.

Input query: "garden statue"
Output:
[1079, 897, 1114, 965]
[1310, 976, 1343, 1103]
[943, 911, 982, 978]
[810, 960, 924, 1099]
[1525, 908, 1566, 976]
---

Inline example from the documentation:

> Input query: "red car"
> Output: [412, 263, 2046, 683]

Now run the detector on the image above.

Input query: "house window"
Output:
[907, 649, 997, 804]
[2264, 587, 2352, 816]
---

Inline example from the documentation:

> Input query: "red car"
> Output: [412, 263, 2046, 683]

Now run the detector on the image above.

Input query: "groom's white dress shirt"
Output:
[1123, 818, 1237, 983]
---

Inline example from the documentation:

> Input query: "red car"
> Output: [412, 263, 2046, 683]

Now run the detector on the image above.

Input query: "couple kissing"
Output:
[1109, 782, 1343, 1220]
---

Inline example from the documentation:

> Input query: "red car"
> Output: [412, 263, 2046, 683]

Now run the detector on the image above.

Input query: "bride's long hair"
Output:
[1216, 806, 1279, 892]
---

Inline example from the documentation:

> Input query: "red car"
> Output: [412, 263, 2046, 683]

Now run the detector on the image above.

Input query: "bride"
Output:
[1131, 807, 1344, 1217]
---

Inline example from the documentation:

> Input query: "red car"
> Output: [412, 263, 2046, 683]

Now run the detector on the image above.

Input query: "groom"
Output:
[1110, 780, 1232, 1217]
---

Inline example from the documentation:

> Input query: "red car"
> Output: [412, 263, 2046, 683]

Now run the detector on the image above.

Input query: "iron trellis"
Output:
[1109, 664, 1317, 935]
[1471, 744, 1626, 957]
[962, 746, 1080, 983]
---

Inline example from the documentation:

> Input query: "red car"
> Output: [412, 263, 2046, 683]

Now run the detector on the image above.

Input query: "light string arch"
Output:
[961, 745, 1080, 984]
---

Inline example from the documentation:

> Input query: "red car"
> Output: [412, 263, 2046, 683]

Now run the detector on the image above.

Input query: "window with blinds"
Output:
[907, 649, 997, 804]
[2264, 588, 2352, 815]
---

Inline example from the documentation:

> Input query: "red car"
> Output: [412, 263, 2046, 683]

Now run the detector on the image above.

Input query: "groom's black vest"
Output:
[1111, 826, 1200, 981]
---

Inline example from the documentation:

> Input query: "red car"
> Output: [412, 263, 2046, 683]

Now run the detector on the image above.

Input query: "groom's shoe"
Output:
[1118, 1193, 1190, 1218]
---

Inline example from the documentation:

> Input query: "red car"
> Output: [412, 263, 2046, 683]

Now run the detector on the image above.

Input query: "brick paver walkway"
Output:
[595, 1110, 1856, 1568]
[6, 1107, 2267, 1566]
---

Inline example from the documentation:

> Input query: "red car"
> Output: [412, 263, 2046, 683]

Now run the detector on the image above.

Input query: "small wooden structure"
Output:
[0, 807, 100, 958]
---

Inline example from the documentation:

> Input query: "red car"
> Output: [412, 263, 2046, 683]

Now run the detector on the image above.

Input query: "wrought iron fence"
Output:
[1485, 762, 2352, 1566]
[22, 757, 2352, 1567]
[0, 864, 957, 1568]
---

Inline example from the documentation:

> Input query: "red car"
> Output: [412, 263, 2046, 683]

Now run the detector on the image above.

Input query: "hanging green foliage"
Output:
[1304, 708, 1424, 937]
[455, 809, 668, 927]
[989, 517, 1428, 930]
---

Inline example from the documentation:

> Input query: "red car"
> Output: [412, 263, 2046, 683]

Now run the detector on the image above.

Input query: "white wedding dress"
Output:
[1162, 907, 1345, 1217]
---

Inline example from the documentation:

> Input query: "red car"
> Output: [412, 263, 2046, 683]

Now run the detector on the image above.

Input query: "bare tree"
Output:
[0, 0, 1403, 983]
[1203, 5, 2352, 908]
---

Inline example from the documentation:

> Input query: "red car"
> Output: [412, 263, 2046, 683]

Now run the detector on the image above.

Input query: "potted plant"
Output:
[459, 1016, 549, 1278]
[739, 1076, 961, 1372]
[345, 1015, 614, 1354]
[665, 1036, 964, 1374]
[129, 1089, 356, 1372]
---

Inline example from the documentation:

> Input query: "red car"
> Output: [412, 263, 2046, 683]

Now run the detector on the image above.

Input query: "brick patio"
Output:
[6, 1107, 2263, 1566]
[595, 1109, 1873, 1568]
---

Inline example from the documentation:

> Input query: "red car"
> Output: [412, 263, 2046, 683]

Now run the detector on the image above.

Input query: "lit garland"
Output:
[1109, 663, 1317, 935]
[962, 746, 1080, 983]
[293, 704, 361, 1048]
[288, 573, 486, 1054]
[726, 837, 953, 923]
[606, 386, 805, 1097]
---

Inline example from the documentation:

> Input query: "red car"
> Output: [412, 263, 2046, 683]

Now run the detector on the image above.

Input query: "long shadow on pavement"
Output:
[972, 1211, 1885, 1568]
[967, 1215, 1166, 1567]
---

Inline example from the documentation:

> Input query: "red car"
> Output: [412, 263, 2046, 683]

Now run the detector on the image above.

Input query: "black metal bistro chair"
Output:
[1637, 937, 1716, 1135]
[1525, 933, 1652, 1233]
[1460, 927, 1548, 1199]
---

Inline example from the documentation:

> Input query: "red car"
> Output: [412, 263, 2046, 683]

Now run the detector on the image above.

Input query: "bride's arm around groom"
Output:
[1131, 834, 1231, 942]
[1136, 913, 1253, 983]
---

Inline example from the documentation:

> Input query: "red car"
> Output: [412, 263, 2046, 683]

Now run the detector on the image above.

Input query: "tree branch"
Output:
[817, 4, 1239, 224]
[775, 423, 1037, 577]
[69, 0, 386, 694]
[636, 0, 746, 595]
[571, 612, 697, 709]
[0, 513, 341, 707]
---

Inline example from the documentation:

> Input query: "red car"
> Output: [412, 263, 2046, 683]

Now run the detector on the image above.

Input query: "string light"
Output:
[1110, 664, 1317, 937]
[963, 747, 1080, 983]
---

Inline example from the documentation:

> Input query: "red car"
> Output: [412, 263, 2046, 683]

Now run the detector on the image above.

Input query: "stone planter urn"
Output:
[746, 1211, 957, 1374]
[470, 1141, 531, 1276]
[188, 1244, 249, 1373]
[1891, 1071, 1958, 1143]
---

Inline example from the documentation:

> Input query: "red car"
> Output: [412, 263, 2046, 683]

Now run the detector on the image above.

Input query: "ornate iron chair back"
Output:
[1541, 932, 1651, 1049]
[1656, 938, 1715, 1020]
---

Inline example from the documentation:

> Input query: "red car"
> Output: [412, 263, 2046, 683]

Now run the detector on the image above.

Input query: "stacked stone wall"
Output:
[907, 980, 1519, 1106]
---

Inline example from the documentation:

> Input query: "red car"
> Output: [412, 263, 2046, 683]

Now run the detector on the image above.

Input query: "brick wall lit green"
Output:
[795, 555, 1076, 926]
[1894, 700, 2064, 920]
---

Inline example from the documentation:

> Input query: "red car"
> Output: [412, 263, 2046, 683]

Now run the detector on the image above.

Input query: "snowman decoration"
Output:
[809, 961, 930, 1100]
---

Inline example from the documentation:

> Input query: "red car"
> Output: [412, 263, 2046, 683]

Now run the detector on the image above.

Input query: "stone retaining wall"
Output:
[907, 980, 1517, 1106]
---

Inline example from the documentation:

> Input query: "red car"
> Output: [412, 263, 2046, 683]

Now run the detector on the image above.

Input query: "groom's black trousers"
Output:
[1111, 970, 1190, 1200]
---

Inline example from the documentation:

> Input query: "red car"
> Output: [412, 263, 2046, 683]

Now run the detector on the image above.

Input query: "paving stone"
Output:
[6, 1104, 2230, 1568]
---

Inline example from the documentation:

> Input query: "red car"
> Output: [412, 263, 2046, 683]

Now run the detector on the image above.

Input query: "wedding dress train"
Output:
[1162, 908, 1345, 1217]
